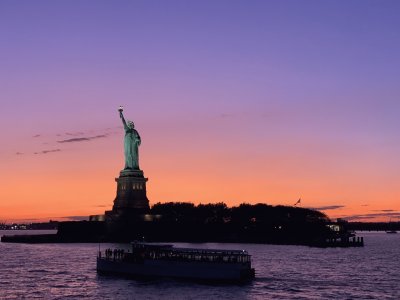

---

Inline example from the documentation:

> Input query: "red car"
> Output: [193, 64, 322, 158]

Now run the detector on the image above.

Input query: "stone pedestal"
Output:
[114, 169, 149, 211]
[105, 169, 150, 226]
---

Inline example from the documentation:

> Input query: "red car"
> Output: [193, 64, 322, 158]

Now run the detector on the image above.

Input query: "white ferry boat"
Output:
[97, 242, 255, 282]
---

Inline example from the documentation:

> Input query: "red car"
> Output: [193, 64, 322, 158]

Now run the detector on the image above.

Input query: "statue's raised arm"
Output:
[119, 107, 128, 130]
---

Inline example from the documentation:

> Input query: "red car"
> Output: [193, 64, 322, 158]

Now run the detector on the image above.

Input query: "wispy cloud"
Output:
[56, 126, 120, 138]
[21, 127, 119, 157]
[60, 216, 89, 221]
[219, 113, 233, 118]
[342, 212, 400, 221]
[34, 149, 62, 155]
[311, 205, 345, 211]
[57, 134, 108, 143]
[94, 204, 109, 208]
[65, 132, 85, 136]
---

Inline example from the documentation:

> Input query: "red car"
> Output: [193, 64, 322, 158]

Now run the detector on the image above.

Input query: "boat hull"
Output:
[97, 257, 254, 282]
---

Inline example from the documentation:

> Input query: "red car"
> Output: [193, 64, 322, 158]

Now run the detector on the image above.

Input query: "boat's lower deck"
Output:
[97, 257, 255, 282]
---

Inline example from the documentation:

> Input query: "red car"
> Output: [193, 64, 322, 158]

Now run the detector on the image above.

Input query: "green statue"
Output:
[118, 106, 141, 170]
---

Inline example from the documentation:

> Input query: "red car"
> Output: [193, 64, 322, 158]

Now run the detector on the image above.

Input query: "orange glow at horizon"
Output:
[1, 127, 399, 223]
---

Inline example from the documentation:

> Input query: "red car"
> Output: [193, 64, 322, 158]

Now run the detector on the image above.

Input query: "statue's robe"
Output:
[124, 127, 140, 170]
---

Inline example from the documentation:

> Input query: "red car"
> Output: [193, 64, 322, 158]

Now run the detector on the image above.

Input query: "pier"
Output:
[313, 236, 364, 248]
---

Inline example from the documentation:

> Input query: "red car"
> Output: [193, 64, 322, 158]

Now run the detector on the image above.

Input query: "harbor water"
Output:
[0, 231, 398, 299]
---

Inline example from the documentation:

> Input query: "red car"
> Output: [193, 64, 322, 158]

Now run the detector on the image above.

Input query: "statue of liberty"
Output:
[118, 106, 141, 170]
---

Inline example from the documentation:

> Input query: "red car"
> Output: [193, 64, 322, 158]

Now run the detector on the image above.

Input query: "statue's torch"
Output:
[118, 106, 123, 117]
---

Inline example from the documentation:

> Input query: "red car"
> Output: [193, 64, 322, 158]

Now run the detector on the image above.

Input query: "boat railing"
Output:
[142, 250, 251, 263]
[98, 247, 251, 264]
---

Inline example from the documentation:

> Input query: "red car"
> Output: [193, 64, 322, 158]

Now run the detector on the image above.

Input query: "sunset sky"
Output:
[1, 1, 400, 223]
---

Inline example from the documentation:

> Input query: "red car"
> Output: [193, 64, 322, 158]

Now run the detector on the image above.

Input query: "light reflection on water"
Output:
[0, 231, 399, 299]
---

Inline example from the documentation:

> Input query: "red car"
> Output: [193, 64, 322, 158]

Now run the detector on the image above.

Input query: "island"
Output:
[1, 107, 363, 247]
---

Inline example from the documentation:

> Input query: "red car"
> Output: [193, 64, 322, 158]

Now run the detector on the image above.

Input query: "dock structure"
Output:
[313, 236, 364, 248]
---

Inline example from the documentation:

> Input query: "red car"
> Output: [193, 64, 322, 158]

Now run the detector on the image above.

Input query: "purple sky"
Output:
[1, 1, 400, 221]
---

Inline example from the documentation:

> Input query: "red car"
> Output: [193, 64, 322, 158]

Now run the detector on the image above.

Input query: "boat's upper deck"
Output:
[129, 242, 252, 263]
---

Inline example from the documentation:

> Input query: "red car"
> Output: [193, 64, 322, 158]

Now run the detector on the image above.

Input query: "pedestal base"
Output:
[104, 168, 150, 235]
[112, 168, 150, 211]
[106, 168, 149, 218]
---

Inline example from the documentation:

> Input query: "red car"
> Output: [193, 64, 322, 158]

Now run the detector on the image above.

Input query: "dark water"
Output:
[0, 231, 399, 299]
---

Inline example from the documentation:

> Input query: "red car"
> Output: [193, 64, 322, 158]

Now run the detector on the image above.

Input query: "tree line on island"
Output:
[150, 202, 329, 225]
[54, 202, 334, 245]
[126, 202, 333, 245]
